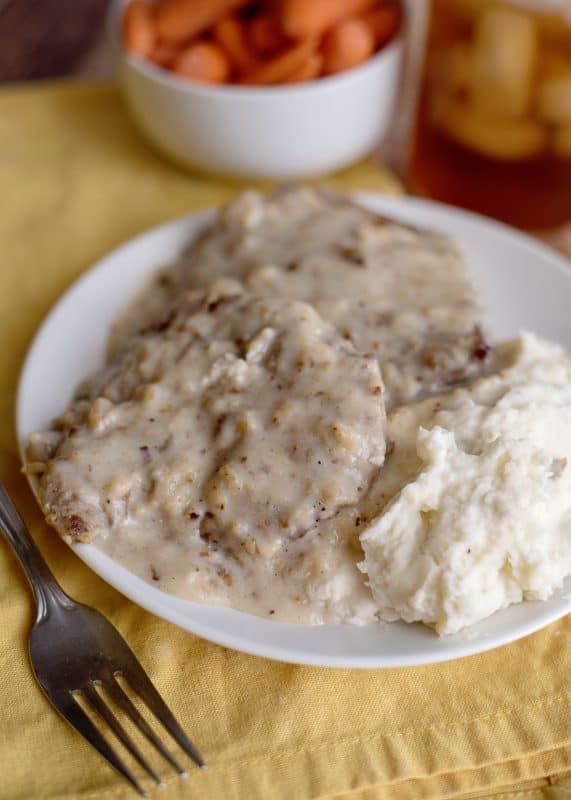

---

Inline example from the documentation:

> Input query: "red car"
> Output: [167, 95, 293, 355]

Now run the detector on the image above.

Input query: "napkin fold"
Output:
[1, 82, 570, 800]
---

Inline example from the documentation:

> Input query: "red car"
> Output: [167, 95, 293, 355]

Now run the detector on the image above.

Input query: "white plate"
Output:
[17, 194, 571, 669]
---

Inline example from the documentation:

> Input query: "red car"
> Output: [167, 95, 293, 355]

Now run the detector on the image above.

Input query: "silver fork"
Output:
[0, 481, 205, 796]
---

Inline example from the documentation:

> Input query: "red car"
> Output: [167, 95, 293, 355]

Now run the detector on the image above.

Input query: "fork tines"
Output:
[60, 670, 205, 797]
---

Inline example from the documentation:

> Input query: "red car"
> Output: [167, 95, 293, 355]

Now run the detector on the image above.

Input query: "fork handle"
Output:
[0, 482, 72, 620]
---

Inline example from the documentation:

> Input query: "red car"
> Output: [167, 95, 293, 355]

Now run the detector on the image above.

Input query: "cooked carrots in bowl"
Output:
[122, 0, 402, 86]
[117, 0, 403, 178]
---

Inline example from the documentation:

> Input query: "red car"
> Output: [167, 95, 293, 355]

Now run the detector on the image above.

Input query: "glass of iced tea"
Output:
[407, 0, 571, 230]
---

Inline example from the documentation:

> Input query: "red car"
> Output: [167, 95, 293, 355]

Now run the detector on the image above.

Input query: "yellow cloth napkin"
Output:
[1, 81, 571, 800]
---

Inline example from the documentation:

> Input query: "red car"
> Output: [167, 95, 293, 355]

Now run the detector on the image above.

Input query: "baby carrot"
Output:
[122, 0, 156, 58]
[212, 15, 258, 73]
[150, 41, 181, 69]
[248, 14, 286, 56]
[321, 18, 375, 75]
[173, 42, 231, 83]
[282, 53, 323, 83]
[156, 0, 250, 44]
[279, 0, 378, 38]
[240, 38, 317, 85]
[361, 3, 401, 46]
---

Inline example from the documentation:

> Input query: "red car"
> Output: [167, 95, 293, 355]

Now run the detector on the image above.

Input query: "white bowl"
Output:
[114, 3, 403, 179]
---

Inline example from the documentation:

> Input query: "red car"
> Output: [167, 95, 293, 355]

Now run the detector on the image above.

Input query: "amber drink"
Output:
[409, 0, 571, 229]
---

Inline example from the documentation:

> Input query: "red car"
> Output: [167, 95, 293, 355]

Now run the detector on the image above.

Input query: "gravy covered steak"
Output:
[28, 280, 386, 623]
[169, 188, 492, 406]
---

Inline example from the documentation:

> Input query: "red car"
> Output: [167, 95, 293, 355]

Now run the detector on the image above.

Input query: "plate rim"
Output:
[16, 192, 571, 668]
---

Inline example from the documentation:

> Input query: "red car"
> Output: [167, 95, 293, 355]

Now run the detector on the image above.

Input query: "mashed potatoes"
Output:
[360, 333, 571, 634]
